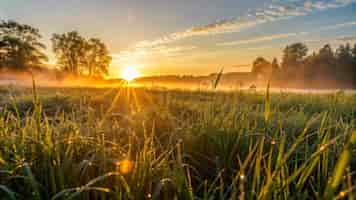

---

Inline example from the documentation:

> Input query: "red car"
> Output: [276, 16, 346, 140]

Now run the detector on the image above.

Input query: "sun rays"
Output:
[97, 80, 157, 129]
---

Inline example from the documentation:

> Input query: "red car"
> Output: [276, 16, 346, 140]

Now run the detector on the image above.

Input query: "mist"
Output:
[0, 69, 124, 88]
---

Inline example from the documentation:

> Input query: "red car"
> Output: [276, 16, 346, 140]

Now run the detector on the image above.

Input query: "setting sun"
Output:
[121, 66, 140, 81]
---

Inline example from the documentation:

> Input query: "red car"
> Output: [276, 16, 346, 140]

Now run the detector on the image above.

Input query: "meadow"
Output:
[0, 84, 355, 200]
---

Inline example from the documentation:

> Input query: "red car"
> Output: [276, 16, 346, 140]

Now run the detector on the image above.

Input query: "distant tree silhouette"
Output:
[271, 58, 279, 72]
[0, 40, 6, 68]
[52, 31, 86, 75]
[82, 38, 111, 77]
[336, 44, 354, 83]
[304, 44, 336, 81]
[319, 44, 334, 59]
[336, 44, 353, 63]
[52, 32, 111, 77]
[319, 44, 336, 74]
[0, 20, 47, 70]
[249, 42, 356, 88]
[353, 44, 356, 84]
[281, 43, 308, 80]
[252, 57, 271, 79]
[282, 43, 308, 66]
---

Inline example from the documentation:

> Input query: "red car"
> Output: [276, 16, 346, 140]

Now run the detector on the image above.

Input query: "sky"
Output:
[0, 0, 355, 77]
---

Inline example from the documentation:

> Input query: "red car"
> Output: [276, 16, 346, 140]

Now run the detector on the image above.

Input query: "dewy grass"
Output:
[0, 85, 355, 199]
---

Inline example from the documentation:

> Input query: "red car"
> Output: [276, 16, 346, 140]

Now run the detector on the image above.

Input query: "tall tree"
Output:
[52, 32, 111, 77]
[315, 44, 335, 74]
[352, 44, 356, 60]
[0, 20, 47, 70]
[336, 44, 353, 62]
[318, 44, 334, 62]
[281, 43, 308, 69]
[336, 43, 353, 77]
[270, 57, 281, 81]
[318, 44, 336, 75]
[353, 44, 356, 84]
[82, 38, 111, 77]
[271, 58, 279, 72]
[0, 40, 6, 68]
[52, 31, 86, 75]
[252, 57, 271, 79]
[281, 43, 308, 80]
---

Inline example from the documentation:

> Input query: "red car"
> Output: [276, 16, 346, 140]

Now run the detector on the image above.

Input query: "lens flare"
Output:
[116, 159, 134, 174]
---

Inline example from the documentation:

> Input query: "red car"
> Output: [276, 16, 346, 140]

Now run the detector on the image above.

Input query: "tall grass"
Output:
[0, 85, 355, 199]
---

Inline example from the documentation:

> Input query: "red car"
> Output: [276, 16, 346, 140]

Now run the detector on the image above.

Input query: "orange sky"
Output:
[2, 0, 355, 78]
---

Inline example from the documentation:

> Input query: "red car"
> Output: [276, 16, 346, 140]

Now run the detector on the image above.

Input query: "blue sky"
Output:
[0, 0, 355, 76]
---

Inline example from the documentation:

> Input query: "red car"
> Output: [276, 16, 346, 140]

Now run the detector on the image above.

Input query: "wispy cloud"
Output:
[111, 45, 197, 64]
[218, 32, 307, 46]
[231, 64, 251, 68]
[135, 18, 263, 48]
[244, 46, 274, 51]
[336, 35, 356, 42]
[218, 19, 356, 47]
[135, 0, 355, 48]
[113, 0, 355, 66]
[302, 0, 354, 10]
[319, 21, 356, 31]
[304, 34, 356, 45]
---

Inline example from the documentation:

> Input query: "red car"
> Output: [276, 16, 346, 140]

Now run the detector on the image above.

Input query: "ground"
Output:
[0, 86, 355, 199]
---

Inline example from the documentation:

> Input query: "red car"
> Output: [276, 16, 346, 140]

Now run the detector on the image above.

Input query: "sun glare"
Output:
[121, 66, 140, 81]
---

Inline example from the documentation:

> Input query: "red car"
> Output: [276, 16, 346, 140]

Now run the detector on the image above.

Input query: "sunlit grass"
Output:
[0, 84, 355, 199]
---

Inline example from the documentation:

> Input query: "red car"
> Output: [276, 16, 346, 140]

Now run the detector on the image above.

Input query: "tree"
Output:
[336, 44, 353, 77]
[82, 38, 111, 77]
[52, 32, 111, 77]
[319, 44, 334, 59]
[270, 57, 281, 80]
[0, 20, 47, 70]
[336, 44, 352, 61]
[280, 43, 308, 80]
[271, 58, 279, 72]
[353, 44, 356, 84]
[308, 44, 336, 77]
[281, 43, 308, 69]
[337, 43, 355, 85]
[0, 40, 6, 68]
[252, 57, 271, 79]
[52, 31, 86, 75]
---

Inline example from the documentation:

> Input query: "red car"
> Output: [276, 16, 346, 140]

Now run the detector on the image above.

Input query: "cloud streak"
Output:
[217, 19, 356, 46]
[113, 1, 355, 66]
[319, 21, 356, 31]
[336, 35, 356, 42]
[135, 0, 355, 48]
[218, 32, 308, 46]
[111, 45, 197, 64]
[304, 34, 356, 45]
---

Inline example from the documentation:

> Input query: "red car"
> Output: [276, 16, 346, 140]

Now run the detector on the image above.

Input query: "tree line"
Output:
[1, 20, 356, 87]
[252, 42, 356, 88]
[0, 20, 111, 77]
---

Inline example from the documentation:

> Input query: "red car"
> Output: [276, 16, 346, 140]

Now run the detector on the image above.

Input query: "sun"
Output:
[121, 66, 140, 81]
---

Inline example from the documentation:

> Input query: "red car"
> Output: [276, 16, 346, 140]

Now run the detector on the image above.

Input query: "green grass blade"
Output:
[212, 67, 224, 89]
[264, 80, 271, 123]
[0, 185, 16, 200]
[324, 131, 356, 199]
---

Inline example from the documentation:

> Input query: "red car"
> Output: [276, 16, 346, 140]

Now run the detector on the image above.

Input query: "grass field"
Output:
[0, 85, 355, 199]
